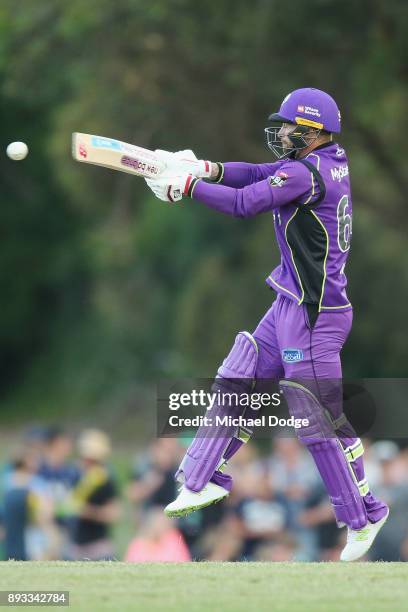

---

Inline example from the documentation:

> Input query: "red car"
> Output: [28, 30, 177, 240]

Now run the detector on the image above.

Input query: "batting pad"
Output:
[176, 332, 258, 492]
[280, 380, 368, 529]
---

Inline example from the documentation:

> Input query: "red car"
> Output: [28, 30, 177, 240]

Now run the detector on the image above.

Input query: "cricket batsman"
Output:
[145, 88, 389, 561]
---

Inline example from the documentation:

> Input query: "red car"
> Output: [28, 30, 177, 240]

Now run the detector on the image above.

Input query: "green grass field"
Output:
[0, 561, 407, 611]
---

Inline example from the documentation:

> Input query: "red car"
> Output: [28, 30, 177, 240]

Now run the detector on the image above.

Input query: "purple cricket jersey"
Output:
[190, 142, 352, 311]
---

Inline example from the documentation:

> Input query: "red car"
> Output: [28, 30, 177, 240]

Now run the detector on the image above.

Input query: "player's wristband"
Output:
[209, 162, 224, 183]
[184, 176, 200, 198]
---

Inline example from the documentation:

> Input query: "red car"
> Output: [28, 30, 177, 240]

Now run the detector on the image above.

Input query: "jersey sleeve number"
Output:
[337, 195, 352, 252]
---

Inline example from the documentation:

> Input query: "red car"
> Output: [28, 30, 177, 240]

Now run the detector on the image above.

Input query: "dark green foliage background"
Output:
[0, 0, 406, 419]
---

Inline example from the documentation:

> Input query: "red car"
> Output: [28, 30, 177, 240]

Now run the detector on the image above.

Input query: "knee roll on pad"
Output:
[280, 380, 368, 529]
[279, 380, 336, 441]
[176, 332, 258, 492]
[217, 331, 259, 381]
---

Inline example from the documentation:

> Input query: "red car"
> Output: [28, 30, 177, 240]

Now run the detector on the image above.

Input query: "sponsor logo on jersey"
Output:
[331, 164, 349, 182]
[335, 146, 345, 157]
[269, 173, 288, 187]
[282, 348, 304, 363]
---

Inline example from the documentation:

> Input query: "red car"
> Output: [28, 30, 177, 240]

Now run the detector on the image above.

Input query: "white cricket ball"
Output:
[6, 141, 29, 161]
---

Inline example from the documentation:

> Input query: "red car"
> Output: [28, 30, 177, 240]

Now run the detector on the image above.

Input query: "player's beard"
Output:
[281, 138, 294, 157]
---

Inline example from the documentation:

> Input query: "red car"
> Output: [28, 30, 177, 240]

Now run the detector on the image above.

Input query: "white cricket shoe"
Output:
[340, 509, 389, 561]
[164, 482, 229, 517]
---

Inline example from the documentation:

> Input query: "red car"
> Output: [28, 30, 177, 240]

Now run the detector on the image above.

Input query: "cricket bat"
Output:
[72, 133, 166, 178]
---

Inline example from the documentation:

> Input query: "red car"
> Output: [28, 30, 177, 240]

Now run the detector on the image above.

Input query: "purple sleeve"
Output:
[191, 161, 317, 218]
[221, 161, 284, 187]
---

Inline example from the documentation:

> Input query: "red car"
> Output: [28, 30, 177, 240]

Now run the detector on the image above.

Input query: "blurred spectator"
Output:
[124, 507, 190, 562]
[127, 437, 225, 559]
[230, 478, 287, 560]
[267, 437, 319, 516]
[35, 426, 81, 558]
[366, 441, 408, 561]
[69, 430, 120, 560]
[23, 426, 48, 459]
[3, 449, 59, 560]
[177, 498, 227, 560]
[127, 438, 183, 509]
[1, 428, 407, 562]
[203, 445, 287, 561]
[0, 426, 47, 499]
[38, 426, 80, 496]
[266, 437, 320, 560]
[299, 483, 342, 561]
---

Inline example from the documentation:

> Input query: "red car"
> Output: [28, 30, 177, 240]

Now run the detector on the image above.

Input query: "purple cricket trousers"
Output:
[177, 294, 387, 528]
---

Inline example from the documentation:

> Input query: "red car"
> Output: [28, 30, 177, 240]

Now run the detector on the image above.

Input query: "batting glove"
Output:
[154, 149, 212, 179]
[145, 174, 197, 203]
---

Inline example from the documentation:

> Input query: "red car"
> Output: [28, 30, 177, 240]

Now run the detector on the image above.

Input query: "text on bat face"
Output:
[121, 155, 160, 174]
[79, 144, 87, 158]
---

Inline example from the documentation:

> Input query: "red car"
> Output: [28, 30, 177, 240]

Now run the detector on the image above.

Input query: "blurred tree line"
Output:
[0, 0, 407, 418]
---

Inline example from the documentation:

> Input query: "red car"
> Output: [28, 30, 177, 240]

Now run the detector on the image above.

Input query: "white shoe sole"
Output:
[340, 509, 389, 562]
[164, 488, 229, 518]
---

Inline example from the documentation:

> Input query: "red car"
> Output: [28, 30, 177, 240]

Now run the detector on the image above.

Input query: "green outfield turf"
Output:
[0, 561, 407, 612]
